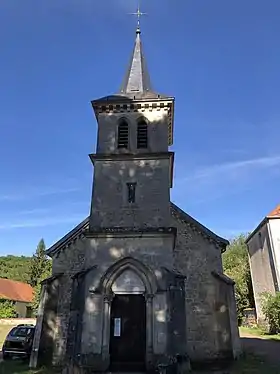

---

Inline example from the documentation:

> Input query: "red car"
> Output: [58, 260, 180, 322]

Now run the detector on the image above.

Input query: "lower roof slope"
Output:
[46, 203, 229, 257]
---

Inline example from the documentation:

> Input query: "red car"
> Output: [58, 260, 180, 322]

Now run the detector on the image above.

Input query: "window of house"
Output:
[137, 120, 148, 149]
[118, 120, 129, 149]
[127, 183, 136, 203]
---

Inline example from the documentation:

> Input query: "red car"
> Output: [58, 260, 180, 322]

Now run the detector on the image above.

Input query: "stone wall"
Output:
[90, 158, 172, 229]
[171, 210, 238, 363]
[242, 308, 257, 327]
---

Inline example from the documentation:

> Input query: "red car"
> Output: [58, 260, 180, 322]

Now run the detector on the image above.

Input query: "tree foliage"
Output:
[261, 292, 280, 334]
[0, 255, 32, 283]
[28, 239, 52, 312]
[0, 299, 17, 318]
[222, 234, 254, 323]
[0, 239, 52, 316]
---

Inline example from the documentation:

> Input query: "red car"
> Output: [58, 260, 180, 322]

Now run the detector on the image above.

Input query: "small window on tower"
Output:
[137, 119, 148, 149]
[118, 120, 129, 149]
[127, 183, 136, 204]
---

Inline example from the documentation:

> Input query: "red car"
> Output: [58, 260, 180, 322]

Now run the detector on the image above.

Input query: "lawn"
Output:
[0, 360, 58, 374]
[0, 324, 17, 349]
[240, 326, 280, 341]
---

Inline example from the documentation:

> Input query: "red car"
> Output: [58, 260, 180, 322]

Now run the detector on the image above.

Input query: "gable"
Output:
[46, 203, 228, 258]
[171, 203, 228, 252]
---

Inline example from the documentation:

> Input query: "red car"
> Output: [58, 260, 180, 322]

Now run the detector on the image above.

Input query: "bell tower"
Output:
[89, 25, 175, 230]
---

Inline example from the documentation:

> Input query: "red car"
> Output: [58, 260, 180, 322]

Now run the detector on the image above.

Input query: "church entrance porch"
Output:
[109, 294, 146, 371]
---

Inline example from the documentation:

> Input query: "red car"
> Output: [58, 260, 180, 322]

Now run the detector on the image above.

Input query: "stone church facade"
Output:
[30, 26, 240, 372]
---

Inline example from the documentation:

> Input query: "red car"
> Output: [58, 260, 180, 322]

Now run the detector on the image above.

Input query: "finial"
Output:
[130, 2, 147, 34]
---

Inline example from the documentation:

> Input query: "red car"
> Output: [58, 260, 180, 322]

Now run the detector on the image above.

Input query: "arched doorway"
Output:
[100, 259, 156, 372]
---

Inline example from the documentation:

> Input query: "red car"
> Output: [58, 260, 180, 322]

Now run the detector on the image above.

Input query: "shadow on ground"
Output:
[241, 336, 280, 365]
[1, 337, 280, 374]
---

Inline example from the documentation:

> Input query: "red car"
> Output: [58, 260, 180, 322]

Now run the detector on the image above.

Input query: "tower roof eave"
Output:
[91, 93, 174, 106]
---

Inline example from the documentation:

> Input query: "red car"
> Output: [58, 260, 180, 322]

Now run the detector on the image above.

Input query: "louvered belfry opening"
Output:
[118, 120, 129, 149]
[137, 120, 148, 149]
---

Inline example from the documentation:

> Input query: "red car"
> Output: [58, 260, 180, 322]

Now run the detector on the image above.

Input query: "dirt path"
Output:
[240, 331, 280, 365]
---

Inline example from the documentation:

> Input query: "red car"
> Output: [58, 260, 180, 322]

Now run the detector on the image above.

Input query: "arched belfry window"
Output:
[117, 120, 129, 149]
[137, 119, 148, 149]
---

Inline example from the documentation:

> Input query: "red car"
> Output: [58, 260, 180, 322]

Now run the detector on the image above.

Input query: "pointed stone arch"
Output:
[99, 257, 157, 370]
[99, 256, 157, 295]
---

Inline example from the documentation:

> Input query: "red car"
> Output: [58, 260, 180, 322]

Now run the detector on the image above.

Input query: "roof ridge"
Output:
[267, 203, 280, 218]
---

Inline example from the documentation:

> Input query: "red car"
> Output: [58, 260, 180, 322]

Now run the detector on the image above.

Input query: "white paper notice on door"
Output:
[114, 318, 121, 336]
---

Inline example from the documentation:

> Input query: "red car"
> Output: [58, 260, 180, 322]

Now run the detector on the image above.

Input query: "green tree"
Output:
[0, 299, 17, 318]
[28, 239, 52, 312]
[222, 233, 254, 323]
[261, 292, 280, 334]
[0, 255, 32, 282]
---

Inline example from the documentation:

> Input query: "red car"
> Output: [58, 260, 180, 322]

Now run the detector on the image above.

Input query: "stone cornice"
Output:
[212, 271, 235, 286]
[41, 273, 63, 285]
[85, 226, 177, 238]
[89, 151, 174, 162]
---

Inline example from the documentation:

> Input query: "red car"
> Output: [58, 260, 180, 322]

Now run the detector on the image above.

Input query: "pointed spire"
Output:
[119, 28, 153, 96]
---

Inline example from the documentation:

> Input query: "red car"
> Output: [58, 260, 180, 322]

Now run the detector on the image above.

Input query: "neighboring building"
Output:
[30, 24, 240, 372]
[0, 278, 34, 318]
[246, 205, 280, 323]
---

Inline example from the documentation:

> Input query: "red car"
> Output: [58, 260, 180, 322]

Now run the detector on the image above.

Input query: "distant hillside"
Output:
[0, 255, 33, 283]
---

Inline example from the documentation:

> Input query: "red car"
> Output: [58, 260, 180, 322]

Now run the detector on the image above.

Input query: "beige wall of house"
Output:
[247, 217, 280, 322]
[268, 218, 280, 286]
[14, 301, 32, 318]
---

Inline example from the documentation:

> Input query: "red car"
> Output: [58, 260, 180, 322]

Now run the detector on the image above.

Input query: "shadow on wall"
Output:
[38, 278, 61, 367]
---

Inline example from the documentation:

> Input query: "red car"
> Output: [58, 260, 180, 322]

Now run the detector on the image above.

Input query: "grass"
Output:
[240, 326, 280, 341]
[0, 324, 17, 349]
[229, 352, 280, 374]
[0, 360, 59, 374]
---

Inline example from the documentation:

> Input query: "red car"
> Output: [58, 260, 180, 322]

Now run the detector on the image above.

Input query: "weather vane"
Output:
[129, 2, 147, 33]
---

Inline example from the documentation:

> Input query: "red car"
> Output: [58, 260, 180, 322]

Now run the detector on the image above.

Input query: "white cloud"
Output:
[183, 155, 280, 183]
[0, 215, 85, 230]
[173, 154, 280, 203]
[0, 187, 80, 202]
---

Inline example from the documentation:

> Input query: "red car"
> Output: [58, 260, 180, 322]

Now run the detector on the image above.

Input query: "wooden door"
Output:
[109, 294, 146, 371]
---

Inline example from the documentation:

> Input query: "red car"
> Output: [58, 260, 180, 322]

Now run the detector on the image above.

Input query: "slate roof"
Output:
[92, 30, 172, 104]
[0, 278, 34, 303]
[46, 203, 228, 257]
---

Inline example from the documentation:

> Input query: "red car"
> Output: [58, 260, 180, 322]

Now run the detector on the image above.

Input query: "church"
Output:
[30, 21, 241, 373]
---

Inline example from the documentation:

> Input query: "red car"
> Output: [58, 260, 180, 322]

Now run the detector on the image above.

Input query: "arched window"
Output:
[137, 119, 148, 149]
[117, 120, 129, 149]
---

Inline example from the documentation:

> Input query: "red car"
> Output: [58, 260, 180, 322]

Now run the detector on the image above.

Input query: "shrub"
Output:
[261, 292, 280, 334]
[0, 299, 17, 318]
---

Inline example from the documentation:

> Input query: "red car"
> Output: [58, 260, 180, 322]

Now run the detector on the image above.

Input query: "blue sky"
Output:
[0, 0, 279, 256]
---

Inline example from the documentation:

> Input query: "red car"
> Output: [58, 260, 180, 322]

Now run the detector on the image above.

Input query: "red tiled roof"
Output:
[267, 204, 280, 218]
[0, 278, 34, 303]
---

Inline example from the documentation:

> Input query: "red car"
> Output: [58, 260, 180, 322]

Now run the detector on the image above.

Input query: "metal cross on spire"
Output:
[130, 2, 147, 34]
